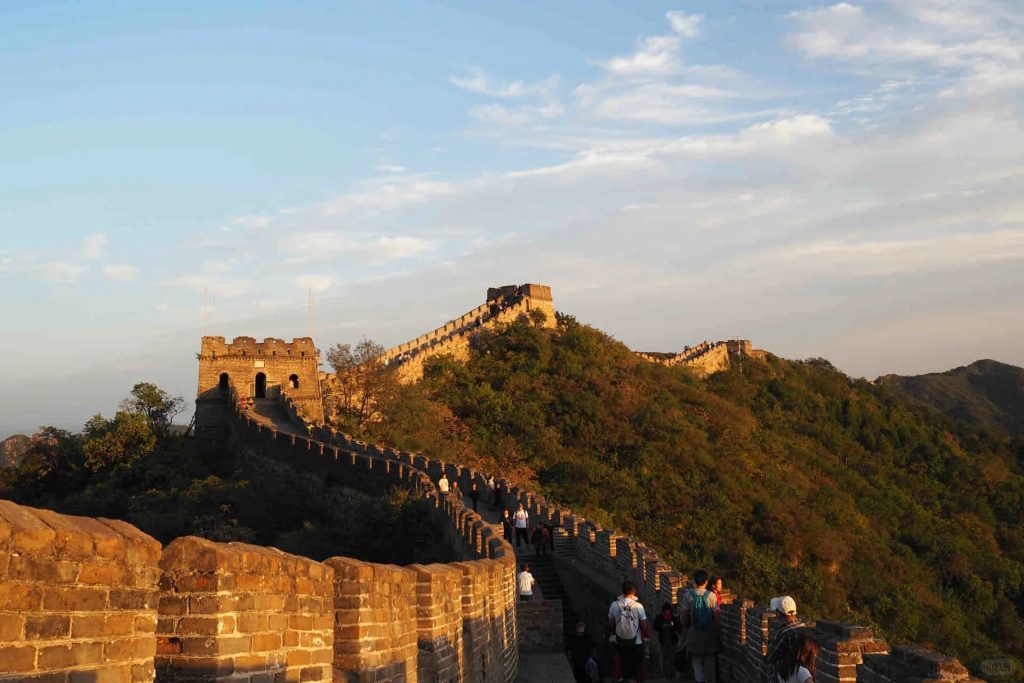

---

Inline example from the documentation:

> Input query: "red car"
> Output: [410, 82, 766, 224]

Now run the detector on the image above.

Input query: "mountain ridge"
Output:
[877, 358, 1024, 440]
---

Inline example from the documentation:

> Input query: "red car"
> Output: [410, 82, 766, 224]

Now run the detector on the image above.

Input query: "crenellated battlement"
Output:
[199, 336, 318, 359]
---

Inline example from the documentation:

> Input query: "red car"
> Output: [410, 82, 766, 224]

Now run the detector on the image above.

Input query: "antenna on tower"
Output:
[307, 288, 315, 340]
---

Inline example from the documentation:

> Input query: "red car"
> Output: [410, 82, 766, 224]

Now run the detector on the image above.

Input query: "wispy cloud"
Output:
[450, 68, 560, 98]
[102, 264, 138, 281]
[79, 233, 108, 260]
[295, 274, 334, 292]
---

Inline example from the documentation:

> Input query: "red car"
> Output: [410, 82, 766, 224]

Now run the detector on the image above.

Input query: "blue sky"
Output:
[2, 1, 1023, 436]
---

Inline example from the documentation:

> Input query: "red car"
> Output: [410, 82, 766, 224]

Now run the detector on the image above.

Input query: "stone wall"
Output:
[156, 536, 333, 682]
[352, 283, 556, 384]
[635, 339, 751, 377]
[226, 391, 520, 683]
[0, 500, 161, 683]
[196, 336, 323, 440]
[476, 473, 986, 683]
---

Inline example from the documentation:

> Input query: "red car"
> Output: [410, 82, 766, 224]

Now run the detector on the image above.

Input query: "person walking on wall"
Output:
[517, 563, 536, 602]
[766, 596, 805, 683]
[608, 579, 650, 683]
[469, 482, 480, 511]
[513, 503, 530, 547]
[679, 569, 721, 683]
[776, 633, 819, 683]
[438, 472, 450, 497]
[531, 523, 548, 556]
[501, 509, 514, 543]
[653, 601, 679, 679]
[567, 622, 592, 683]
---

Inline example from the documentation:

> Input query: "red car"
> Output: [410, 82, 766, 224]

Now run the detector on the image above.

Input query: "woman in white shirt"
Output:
[776, 633, 819, 683]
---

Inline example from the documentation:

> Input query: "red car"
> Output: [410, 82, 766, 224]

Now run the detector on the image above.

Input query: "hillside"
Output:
[1, 434, 30, 468]
[338, 314, 1024, 671]
[878, 359, 1024, 440]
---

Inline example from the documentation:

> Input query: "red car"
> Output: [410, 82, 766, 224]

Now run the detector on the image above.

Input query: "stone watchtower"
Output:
[195, 336, 324, 440]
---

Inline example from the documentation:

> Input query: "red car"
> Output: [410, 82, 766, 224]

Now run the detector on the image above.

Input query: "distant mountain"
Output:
[1, 434, 30, 468]
[878, 359, 1024, 439]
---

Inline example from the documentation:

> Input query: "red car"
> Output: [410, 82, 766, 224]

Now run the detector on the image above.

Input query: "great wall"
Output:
[0, 283, 988, 682]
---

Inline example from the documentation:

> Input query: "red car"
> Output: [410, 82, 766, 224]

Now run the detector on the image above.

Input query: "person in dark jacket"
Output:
[653, 602, 679, 679]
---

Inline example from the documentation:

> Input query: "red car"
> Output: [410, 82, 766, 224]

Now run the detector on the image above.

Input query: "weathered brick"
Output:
[0, 614, 24, 640]
[38, 642, 104, 669]
[0, 582, 43, 610]
[0, 644, 37, 673]
[24, 615, 71, 640]
[41, 586, 107, 612]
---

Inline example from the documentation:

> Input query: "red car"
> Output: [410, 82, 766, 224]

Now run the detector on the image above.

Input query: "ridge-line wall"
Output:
[289, 395, 987, 683]
[228, 389, 519, 683]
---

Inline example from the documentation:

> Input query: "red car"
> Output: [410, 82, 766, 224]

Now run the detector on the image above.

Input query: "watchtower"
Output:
[195, 336, 324, 440]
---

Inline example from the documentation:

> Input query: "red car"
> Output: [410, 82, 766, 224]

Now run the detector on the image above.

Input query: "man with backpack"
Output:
[679, 569, 721, 683]
[608, 579, 650, 683]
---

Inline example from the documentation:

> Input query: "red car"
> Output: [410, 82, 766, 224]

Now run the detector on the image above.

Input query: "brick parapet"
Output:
[226, 384, 519, 682]
[156, 536, 333, 683]
[0, 500, 162, 683]
[326, 557, 417, 682]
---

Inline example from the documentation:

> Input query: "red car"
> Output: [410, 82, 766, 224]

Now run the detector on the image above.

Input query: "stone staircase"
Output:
[515, 548, 578, 637]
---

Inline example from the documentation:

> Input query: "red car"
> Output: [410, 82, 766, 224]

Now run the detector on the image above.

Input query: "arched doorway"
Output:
[289, 374, 299, 389]
[255, 372, 266, 399]
[219, 372, 229, 391]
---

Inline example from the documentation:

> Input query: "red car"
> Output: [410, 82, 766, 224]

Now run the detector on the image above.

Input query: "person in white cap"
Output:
[766, 596, 805, 683]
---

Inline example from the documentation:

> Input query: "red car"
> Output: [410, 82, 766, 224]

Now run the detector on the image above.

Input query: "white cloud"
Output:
[604, 35, 683, 77]
[79, 233, 108, 260]
[374, 163, 407, 174]
[37, 261, 86, 283]
[470, 102, 566, 125]
[102, 264, 138, 281]
[295, 275, 334, 292]
[450, 68, 560, 98]
[666, 10, 703, 38]
[786, 0, 1024, 94]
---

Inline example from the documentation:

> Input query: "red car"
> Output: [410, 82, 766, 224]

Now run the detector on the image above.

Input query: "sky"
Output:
[2, 0, 1023, 436]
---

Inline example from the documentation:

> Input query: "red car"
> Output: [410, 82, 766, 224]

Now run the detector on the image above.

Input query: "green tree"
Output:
[325, 339, 399, 429]
[82, 411, 156, 472]
[119, 382, 185, 440]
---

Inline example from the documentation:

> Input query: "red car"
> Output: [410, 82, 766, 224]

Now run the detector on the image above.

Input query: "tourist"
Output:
[566, 621, 591, 682]
[710, 576, 723, 603]
[438, 472, 450, 497]
[776, 633, 819, 683]
[585, 647, 601, 683]
[531, 523, 548, 556]
[766, 596, 805, 683]
[451, 481, 462, 501]
[517, 563, 536, 602]
[501, 509, 514, 543]
[608, 579, 650, 683]
[513, 503, 530, 547]
[652, 601, 679, 679]
[486, 475, 496, 504]
[679, 569, 720, 683]
[469, 482, 480, 511]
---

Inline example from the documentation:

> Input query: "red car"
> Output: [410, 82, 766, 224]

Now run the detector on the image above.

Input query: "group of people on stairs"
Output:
[568, 572, 819, 683]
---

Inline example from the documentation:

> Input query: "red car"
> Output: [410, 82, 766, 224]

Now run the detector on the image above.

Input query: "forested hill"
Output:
[878, 359, 1024, 441]
[347, 314, 1024, 671]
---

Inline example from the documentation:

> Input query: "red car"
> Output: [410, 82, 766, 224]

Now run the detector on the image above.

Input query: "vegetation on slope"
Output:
[0, 384, 438, 565]
[878, 359, 1024, 441]
[333, 314, 1024, 669]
